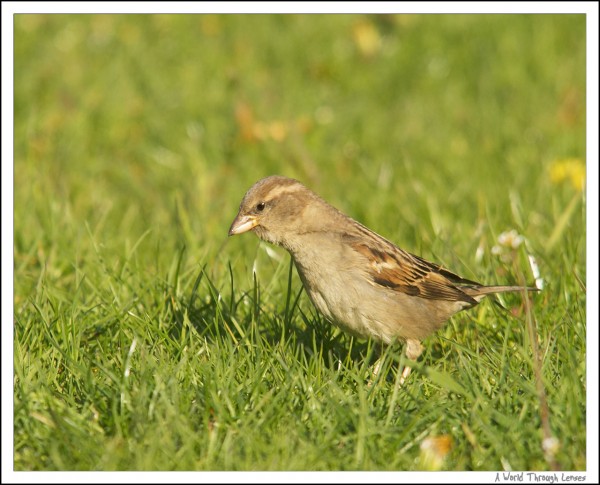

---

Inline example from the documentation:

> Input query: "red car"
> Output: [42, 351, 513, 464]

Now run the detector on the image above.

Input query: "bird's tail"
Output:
[467, 285, 540, 302]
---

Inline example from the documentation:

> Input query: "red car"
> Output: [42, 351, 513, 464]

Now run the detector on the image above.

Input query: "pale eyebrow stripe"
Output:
[264, 183, 304, 200]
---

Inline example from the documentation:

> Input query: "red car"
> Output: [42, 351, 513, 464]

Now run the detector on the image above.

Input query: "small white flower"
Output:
[497, 229, 524, 249]
[491, 245, 503, 256]
[542, 436, 560, 457]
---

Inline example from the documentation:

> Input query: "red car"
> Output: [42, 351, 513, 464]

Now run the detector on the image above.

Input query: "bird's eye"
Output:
[256, 202, 266, 212]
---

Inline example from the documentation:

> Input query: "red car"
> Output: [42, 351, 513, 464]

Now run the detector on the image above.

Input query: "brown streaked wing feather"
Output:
[348, 235, 480, 305]
[409, 252, 482, 286]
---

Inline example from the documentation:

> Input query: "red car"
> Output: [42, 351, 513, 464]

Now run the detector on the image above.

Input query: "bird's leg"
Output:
[400, 339, 423, 385]
[368, 340, 423, 386]
[371, 356, 383, 380]
[367, 343, 385, 386]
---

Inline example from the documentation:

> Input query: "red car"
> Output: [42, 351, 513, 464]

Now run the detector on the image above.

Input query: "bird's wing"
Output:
[345, 231, 481, 305]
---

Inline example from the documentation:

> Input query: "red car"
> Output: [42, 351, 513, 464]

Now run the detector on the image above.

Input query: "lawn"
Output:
[12, 13, 586, 471]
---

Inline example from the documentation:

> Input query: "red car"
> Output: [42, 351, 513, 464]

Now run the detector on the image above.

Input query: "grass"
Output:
[12, 14, 587, 471]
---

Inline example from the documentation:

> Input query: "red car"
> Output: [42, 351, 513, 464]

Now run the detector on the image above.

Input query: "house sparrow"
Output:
[229, 175, 537, 381]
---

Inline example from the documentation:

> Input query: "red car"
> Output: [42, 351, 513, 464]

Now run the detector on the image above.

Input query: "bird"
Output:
[228, 175, 537, 383]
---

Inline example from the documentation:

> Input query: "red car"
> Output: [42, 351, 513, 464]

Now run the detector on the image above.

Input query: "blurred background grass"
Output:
[13, 14, 586, 471]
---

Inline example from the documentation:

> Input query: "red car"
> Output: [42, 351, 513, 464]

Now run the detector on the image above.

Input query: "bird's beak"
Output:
[228, 214, 259, 236]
